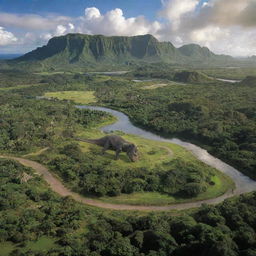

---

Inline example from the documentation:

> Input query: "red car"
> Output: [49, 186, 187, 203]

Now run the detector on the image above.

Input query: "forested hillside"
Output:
[9, 34, 234, 71]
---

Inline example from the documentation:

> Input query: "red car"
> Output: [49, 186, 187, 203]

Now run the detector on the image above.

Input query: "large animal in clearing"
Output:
[77, 135, 139, 162]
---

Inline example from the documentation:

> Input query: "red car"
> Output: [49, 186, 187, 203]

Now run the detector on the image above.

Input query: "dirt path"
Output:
[0, 155, 235, 211]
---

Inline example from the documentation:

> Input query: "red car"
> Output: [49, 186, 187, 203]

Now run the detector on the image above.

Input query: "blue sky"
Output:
[0, 0, 209, 20]
[0, 0, 255, 56]
[0, 0, 162, 20]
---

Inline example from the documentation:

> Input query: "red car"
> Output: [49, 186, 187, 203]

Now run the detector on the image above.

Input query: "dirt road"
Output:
[0, 155, 235, 211]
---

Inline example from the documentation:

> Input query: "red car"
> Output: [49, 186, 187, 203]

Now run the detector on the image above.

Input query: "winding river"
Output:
[216, 78, 241, 83]
[78, 106, 256, 199]
[2, 105, 255, 211]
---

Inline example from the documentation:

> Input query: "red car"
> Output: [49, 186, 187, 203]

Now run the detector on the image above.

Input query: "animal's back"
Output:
[106, 135, 126, 143]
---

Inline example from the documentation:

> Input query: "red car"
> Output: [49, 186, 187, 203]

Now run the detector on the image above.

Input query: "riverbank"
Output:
[1, 104, 254, 211]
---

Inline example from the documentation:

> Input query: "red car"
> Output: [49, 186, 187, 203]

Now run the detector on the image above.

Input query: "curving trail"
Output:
[1, 105, 255, 211]
[0, 155, 235, 211]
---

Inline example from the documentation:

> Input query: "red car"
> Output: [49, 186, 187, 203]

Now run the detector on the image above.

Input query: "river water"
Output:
[216, 78, 241, 83]
[78, 105, 256, 200]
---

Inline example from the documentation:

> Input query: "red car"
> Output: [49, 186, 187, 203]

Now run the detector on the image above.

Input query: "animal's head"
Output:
[127, 144, 139, 162]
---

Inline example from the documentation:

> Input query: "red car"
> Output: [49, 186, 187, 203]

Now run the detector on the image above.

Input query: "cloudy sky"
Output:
[0, 0, 256, 56]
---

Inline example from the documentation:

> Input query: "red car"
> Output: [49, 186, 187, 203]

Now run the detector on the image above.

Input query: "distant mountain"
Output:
[179, 44, 232, 63]
[247, 55, 256, 63]
[11, 33, 235, 71]
[173, 70, 213, 83]
[15, 34, 182, 64]
[0, 54, 23, 60]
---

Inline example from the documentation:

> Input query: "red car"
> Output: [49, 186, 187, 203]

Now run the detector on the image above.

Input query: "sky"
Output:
[0, 0, 256, 56]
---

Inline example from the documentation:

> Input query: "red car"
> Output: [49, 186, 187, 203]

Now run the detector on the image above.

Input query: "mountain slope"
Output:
[179, 44, 233, 63]
[12, 33, 235, 71]
[16, 34, 181, 64]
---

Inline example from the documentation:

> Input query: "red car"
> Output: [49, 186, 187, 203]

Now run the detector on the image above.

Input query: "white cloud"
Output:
[40, 33, 52, 41]
[160, 0, 200, 29]
[190, 25, 229, 45]
[78, 7, 162, 37]
[0, 27, 17, 46]
[157, 0, 256, 56]
[0, 12, 71, 30]
[39, 23, 75, 42]
[1, 1, 256, 57]
[68, 23, 75, 30]
[55, 25, 67, 36]
[199, 27, 256, 57]
[85, 7, 101, 20]
[207, 0, 250, 27]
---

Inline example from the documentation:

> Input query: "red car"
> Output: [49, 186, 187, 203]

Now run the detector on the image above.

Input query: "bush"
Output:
[181, 182, 207, 197]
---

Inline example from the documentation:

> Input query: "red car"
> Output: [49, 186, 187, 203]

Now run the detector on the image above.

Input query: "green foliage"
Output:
[1, 148, 256, 256]
[46, 144, 214, 198]
[95, 78, 256, 179]
[0, 94, 110, 153]
[0, 69, 256, 256]
[0, 158, 88, 254]
[0, 70, 42, 88]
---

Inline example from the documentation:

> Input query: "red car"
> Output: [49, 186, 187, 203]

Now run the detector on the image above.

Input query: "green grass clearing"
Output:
[77, 132, 176, 169]
[1, 242, 14, 256]
[0, 83, 46, 91]
[25, 236, 56, 252]
[142, 83, 168, 89]
[44, 90, 97, 104]
[0, 236, 57, 256]
[138, 80, 187, 90]
[76, 128, 234, 205]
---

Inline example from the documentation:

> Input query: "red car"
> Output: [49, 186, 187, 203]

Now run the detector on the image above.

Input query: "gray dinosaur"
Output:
[76, 135, 139, 162]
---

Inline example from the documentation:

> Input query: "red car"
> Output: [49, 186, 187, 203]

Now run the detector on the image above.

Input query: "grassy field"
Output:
[0, 236, 57, 256]
[142, 83, 168, 90]
[78, 131, 176, 169]
[76, 128, 234, 205]
[44, 90, 97, 104]
[0, 83, 46, 91]
[100, 192, 176, 205]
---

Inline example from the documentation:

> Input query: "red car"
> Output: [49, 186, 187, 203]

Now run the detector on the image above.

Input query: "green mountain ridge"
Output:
[178, 44, 230, 61]
[12, 33, 234, 70]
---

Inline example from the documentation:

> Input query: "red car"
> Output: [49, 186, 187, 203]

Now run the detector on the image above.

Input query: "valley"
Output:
[0, 33, 256, 256]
